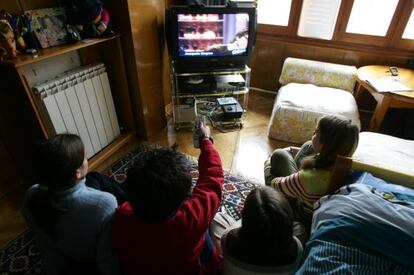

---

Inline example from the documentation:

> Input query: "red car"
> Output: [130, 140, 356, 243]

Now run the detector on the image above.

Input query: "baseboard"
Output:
[249, 87, 277, 95]
[359, 109, 373, 114]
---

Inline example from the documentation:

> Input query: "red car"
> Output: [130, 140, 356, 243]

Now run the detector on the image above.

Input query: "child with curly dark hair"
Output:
[112, 124, 224, 275]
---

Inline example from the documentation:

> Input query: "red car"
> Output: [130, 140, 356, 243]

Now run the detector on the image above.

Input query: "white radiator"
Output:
[33, 63, 121, 158]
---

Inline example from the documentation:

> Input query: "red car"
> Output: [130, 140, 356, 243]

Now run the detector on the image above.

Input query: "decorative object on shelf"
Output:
[26, 7, 68, 49]
[19, 12, 40, 52]
[66, 0, 114, 38]
[1, 9, 28, 52]
[66, 24, 82, 43]
[0, 19, 17, 60]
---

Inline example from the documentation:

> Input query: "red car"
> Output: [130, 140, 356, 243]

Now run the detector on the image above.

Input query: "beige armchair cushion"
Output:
[268, 83, 361, 144]
[279, 57, 357, 92]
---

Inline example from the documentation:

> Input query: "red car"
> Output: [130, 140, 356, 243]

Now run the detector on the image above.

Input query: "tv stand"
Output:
[170, 63, 251, 129]
[185, 76, 205, 85]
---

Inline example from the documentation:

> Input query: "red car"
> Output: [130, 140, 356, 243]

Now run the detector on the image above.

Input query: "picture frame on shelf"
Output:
[26, 7, 67, 49]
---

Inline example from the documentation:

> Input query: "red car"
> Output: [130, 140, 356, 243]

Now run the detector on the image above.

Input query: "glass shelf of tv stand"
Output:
[170, 65, 250, 98]
[170, 65, 250, 129]
[171, 65, 250, 76]
[173, 87, 249, 98]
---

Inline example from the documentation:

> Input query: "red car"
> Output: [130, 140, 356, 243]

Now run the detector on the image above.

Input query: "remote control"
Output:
[193, 115, 206, 148]
[389, 67, 399, 76]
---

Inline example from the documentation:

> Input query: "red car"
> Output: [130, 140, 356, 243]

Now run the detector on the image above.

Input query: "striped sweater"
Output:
[264, 160, 331, 222]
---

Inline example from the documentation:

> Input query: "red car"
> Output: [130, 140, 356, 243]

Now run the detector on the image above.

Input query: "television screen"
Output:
[177, 13, 250, 58]
[166, 6, 256, 72]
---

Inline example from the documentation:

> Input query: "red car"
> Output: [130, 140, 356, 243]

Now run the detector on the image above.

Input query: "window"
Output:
[256, 0, 413, 51]
[402, 8, 414, 39]
[346, 0, 399, 36]
[297, 0, 342, 40]
[257, 0, 292, 26]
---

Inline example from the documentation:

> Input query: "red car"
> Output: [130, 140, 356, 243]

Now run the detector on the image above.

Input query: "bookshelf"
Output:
[0, 35, 137, 172]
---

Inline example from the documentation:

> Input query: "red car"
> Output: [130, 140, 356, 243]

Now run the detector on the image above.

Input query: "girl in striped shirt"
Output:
[264, 115, 359, 232]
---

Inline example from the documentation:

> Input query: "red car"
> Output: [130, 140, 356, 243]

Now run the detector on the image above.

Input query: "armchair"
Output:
[268, 58, 361, 143]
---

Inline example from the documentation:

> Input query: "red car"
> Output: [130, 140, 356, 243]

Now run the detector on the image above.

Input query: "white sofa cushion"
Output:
[353, 132, 414, 175]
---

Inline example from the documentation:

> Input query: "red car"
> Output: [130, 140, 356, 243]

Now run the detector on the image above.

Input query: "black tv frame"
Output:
[166, 5, 257, 73]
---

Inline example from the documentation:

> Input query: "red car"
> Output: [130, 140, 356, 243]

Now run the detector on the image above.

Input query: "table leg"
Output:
[369, 96, 391, 132]
[354, 82, 363, 101]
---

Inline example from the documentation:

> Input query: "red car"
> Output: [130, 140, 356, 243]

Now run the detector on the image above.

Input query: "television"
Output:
[166, 5, 257, 73]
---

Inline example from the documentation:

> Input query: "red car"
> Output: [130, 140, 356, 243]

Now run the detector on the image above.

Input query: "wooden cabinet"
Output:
[109, 0, 167, 139]
[0, 36, 137, 174]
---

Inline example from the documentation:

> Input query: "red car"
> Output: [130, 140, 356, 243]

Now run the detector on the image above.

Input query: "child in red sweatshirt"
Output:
[112, 124, 223, 275]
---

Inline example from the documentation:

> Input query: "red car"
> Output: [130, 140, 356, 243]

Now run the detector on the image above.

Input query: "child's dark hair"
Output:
[302, 115, 359, 169]
[237, 186, 294, 264]
[30, 134, 85, 239]
[125, 147, 193, 223]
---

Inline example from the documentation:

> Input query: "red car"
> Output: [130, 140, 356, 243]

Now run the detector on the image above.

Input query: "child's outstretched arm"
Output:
[179, 125, 224, 234]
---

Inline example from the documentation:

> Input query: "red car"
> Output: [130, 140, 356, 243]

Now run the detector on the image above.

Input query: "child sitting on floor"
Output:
[264, 115, 359, 231]
[112, 123, 224, 275]
[22, 133, 124, 275]
[220, 186, 303, 275]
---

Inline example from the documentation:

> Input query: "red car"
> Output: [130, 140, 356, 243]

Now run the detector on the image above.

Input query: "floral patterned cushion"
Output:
[279, 58, 357, 92]
[268, 83, 361, 144]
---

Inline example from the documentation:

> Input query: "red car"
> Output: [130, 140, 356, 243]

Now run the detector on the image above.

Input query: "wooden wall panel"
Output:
[18, 0, 61, 10]
[127, 0, 166, 139]
[0, 0, 21, 15]
[0, 67, 43, 183]
[248, 40, 284, 91]
[165, 0, 185, 6]
[249, 36, 413, 92]
[110, 0, 166, 139]
[108, 0, 146, 139]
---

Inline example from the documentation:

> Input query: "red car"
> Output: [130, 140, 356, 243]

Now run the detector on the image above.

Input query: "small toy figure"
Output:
[19, 12, 39, 52]
[66, 0, 114, 38]
[0, 19, 17, 60]
[1, 10, 26, 53]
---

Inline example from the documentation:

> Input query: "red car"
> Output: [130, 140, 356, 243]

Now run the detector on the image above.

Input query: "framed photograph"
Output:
[27, 7, 67, 49]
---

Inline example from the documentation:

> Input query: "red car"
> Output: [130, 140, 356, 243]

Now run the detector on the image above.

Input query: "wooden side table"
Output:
[355, 65, 414, 131]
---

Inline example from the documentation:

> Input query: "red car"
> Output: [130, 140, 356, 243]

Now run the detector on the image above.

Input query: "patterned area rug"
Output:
[0, 144, 257, 274]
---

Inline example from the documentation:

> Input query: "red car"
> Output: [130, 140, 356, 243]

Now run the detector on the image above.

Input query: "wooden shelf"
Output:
[0, 36, 120, 68]
[0, 33, 137, 178]
[88, 130, 137, 171]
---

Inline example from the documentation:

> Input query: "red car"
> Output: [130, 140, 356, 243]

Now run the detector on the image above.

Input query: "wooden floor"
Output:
[150, 90, 292, 184]
[0, 91, 292, 248]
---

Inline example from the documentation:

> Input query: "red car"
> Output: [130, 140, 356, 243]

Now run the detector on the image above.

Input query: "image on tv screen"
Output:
[177, 13, 249, 58]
